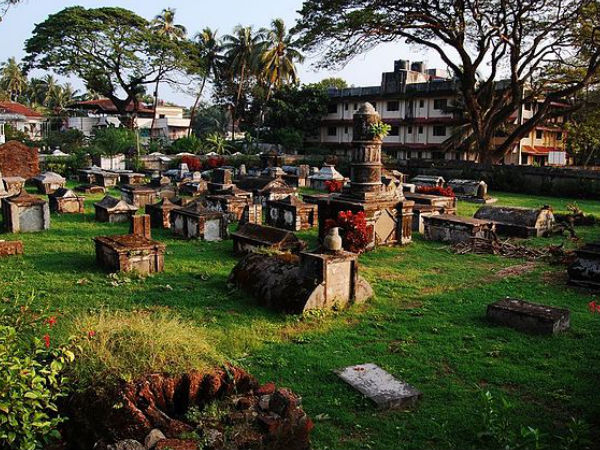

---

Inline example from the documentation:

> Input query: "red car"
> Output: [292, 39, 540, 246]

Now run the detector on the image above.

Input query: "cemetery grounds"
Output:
[1, 184, 599, 450]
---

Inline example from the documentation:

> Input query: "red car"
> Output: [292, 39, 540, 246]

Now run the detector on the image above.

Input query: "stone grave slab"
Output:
[335, 363, 421, 410]
[487, 298, 570, 335]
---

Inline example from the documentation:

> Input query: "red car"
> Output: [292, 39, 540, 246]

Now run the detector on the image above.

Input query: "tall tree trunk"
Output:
[187, 74, 208, 138]
[232, 63, 246, 142]
[150, 65, 162, 141]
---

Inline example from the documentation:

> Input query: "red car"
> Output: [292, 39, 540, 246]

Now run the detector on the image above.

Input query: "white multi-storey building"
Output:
[314, 60, 568, 166]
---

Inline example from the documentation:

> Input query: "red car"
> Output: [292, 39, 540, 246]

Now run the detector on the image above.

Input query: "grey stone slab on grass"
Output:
[487, 298, 570, 335]
[335, 363, 421, 410]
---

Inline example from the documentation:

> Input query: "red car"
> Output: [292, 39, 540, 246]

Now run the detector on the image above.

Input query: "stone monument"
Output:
[317, 103, 414, 249]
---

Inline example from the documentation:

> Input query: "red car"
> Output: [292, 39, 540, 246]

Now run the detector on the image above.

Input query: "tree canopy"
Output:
[295, 0, 600, 162]
[24, 6, 188, 125]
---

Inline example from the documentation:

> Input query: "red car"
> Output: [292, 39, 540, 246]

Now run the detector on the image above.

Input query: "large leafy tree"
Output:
[295, 0, 600, 163]
[24, 6, 187, 127]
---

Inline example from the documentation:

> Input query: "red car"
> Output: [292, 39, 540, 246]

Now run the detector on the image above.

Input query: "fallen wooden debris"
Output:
[452, 236, 574, 263]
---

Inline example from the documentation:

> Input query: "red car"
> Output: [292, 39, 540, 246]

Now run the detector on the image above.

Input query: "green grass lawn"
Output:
[1, 186, 599, 450]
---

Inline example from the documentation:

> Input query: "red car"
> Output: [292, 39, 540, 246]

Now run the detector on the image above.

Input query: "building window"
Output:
[387, 101, 400, 111]
[327, 126, 337, 136]
[536, 130, 543, 140]
[327, 103, 338, 114]
[354, 103, 358, 110]
[389, 126, 399, 136]
[344, 126, 349, 134]
[419, 99, 425, 108]
[433, 98, 448, 110]
[432, 152, 445, 160]
[407, 126, 413, 134]
[557, 132, 563, 140]
[433, 126, 446, 137]
[418, 152, 423, 159]
[418, 126, 424, 134]
[344, 103, 349, 111]
[524, 103, 532, 111]
[159, 114, 166, 118]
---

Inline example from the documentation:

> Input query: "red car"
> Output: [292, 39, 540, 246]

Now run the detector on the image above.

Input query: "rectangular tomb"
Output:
[170, 205, 227, 241]
[231, 223, 305, 255]
[94, 195, 138, 223]
[487, 298, 570, 335]
[423, 214, 495, 244]
[1, 192, 50, 233]
[265, 195, 318, 231]
[474, 206, 555, 238]
[568, 242, 600, 289]
[120, 184, 158, 209]
[335, 363, 421, 410]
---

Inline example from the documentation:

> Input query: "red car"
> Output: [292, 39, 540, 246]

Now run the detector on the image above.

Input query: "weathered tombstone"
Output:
[568, 242, 600, 289]
[33, 171, 66, 195]
[94, 196, 138, 223]
[236, 177, 296, 205]
[410, 175, 445, 188]
[335, 364, 422, 410]
[240, 203, 262, 226]
[205, 186, 253, 221]
[423, 214, 495, 244]
[3, 176, 25, 196]
[170, 204, 228, 241]
[228, 234, 373, 313]
[308, 164, 345, 191]
[474, 205, 555, 238]
[145, 197, 182, 229]
[231, 223, 305, 255]
[404, 192, 457, 215]
[0, 240, 24, 257]
[120, 185, 158, 209]
[96, 171, 119, 188]
[487, 298, 570, 334]
[48, 188, 85, 214]
[265, 195, 318, 231]
[0, 171, 8, 198]
[447, 179, 496, 203]
[1, 192, 50, 233]
[75, 184, 106, 195]
[178, 180, 208, 197]
[94, 215, 165, 274]
[412, 205, 440, 233]
[238, 164, 247, 177]
[316, 103, 415, 249]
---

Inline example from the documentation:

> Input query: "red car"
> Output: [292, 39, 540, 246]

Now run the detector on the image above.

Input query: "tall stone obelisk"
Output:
[317, 103, 414, 250]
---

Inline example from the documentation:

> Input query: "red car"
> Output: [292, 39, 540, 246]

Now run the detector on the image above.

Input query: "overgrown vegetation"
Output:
[0, 186, 598, 449]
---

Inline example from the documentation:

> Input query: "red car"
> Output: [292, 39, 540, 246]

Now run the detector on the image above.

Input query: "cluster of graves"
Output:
[0, 103, 597, 414]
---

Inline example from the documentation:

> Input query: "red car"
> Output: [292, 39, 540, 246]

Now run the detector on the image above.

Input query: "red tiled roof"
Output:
[0, 101, 43, 118]
[73, 99, 155, 115]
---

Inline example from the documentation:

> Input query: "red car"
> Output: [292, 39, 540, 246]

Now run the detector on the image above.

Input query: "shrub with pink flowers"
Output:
[589, 300, 600, 314]
[324, 210, 372, 253]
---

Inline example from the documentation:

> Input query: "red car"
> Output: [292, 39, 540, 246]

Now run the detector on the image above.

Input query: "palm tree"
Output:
[48, 83, 78, 112]
[149, 8, 187, 133]
[40, 74, 59, 108]
[259, 19, 304, 100]
[0, 57, 26, 101]
[188, 27, 224, 137]
[223, 25, 263, 140]
[204, 132, 230, 155]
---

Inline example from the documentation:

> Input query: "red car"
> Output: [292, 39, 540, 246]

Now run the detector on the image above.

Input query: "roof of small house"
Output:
[0, 101, 44, 118]
[94, 195, 138, 212]
[73, 99, 154, 115]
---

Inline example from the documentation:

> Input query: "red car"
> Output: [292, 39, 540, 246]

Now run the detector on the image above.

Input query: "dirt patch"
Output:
[494, 262, 538, 279]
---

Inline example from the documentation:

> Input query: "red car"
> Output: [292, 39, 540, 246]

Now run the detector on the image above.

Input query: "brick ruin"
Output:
[0, 240, 24, 257]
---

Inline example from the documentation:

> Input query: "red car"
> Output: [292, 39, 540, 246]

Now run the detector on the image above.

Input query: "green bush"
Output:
[170, 135, 204, 154]
[91, 127, 136, 156]
[44, 129, 86, 153]
[0, 296, 75, 450]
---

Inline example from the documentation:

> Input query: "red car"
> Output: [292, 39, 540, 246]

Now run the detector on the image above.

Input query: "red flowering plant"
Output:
[205, 156, 225, 169]
[180, 155, 202, 171]
[0, 294, 76, 449]
[416, 185, 456, 198]
[325, 180, 344, 193]
[589, 300, 600, 314]
[324, 210, 372, 253]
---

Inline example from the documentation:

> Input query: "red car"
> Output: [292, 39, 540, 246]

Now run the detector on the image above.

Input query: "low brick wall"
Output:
[391, 160, 600, 199]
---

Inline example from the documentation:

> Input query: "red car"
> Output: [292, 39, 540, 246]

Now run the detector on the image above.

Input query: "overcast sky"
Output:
[0, 0, 444, 106]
